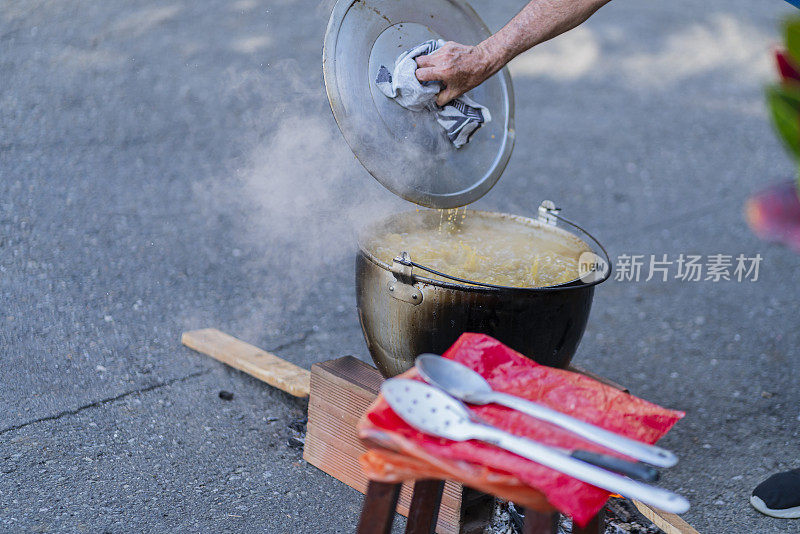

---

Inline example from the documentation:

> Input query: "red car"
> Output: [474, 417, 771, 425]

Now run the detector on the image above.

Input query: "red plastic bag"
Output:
[360, 333, 684, 525]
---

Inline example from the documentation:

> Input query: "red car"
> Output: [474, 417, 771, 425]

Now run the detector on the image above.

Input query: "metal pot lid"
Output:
[323, 0, 515, 209]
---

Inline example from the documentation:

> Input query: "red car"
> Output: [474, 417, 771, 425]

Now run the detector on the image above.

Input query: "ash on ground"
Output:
[286, 416, 307, 449]
[485, 498, 664, 534]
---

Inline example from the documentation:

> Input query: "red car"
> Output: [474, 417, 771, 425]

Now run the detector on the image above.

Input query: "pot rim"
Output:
[357, 208, 612, 293]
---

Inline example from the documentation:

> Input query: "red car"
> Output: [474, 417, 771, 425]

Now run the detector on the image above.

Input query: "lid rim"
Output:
[323, 0, 515, 209]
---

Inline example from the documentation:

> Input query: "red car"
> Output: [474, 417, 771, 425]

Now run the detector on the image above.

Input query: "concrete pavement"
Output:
[1, 0, 798, 532]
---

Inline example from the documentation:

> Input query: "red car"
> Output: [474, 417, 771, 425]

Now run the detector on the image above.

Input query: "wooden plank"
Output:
[309, 376, 376, 424]
[632, 501, 700, 534]
[305, 422, 462, 511]
[317, 356, 383, 395]
[573, 509, 604, 534]
[405, 480, 445, 534]
[180, 328, 621, 402]
[181, 328, 310, 397]
[357, 481, 401, 534]
[303, 432, 462, 533]
[459, 489, 495, 534]
[305, 357, 472, 534]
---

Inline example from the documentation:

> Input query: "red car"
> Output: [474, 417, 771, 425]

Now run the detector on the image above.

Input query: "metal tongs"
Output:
[380, 378, 690, 514]
[415, 354, 678, 468]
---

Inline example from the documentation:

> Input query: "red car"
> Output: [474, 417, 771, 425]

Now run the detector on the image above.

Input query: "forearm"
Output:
[479, 0, 611, 74]
[414, 0, 610, 105]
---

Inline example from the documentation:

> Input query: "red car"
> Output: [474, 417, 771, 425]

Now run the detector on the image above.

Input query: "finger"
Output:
[415, 54, 435, 68]
[415, 67, 442, 83]
[436, 88, 460, 107]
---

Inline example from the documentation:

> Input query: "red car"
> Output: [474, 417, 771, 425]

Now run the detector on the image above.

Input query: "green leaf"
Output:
[785, 18, 800, 64]
[767, 84, 800, 161]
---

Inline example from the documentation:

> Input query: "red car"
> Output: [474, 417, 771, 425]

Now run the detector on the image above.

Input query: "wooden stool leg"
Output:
[357, 481, 402, 534]
[572, 509, 605, 534]
[405, 480, 445, 534]
[522, 508, 560, 534]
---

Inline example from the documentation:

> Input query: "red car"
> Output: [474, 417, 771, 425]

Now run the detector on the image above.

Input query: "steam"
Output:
[194, 57, 407, 337]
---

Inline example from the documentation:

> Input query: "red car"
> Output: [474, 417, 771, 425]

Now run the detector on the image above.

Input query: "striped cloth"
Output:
[375, 39, 491, 148]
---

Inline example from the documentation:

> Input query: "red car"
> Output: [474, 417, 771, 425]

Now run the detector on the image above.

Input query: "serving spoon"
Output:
[415, 354, 678, 468]
[381, 379, 689, 514]
[414, 356, 659, 482]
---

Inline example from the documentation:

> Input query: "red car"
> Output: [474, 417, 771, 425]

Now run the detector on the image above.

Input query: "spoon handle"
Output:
[488, 391, 678, 468]
[475, 425, 689, 514]
[570, 450, 659, 482]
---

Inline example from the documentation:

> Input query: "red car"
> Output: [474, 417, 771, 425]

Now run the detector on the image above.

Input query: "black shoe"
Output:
[750, 469, 800, 519]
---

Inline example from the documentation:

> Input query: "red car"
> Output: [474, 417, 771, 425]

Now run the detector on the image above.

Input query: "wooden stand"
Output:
[181, 329, 699, 534]
[357, 479, 607, 534]
[303, 356, 493, 534]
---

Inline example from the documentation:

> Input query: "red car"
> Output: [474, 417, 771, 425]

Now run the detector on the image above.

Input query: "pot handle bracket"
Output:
[388, 252, 423, 305]
[536, 200, 614, 286]
[537, 200, 561, 226]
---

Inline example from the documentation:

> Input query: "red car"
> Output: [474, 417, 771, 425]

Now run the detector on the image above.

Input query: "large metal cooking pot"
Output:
[356, 202, 611, 377]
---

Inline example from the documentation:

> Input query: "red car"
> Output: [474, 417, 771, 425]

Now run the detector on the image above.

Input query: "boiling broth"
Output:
[367, 210, 590, 288]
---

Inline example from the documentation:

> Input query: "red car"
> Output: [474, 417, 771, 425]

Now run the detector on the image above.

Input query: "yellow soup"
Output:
[366, 210, 590, 288]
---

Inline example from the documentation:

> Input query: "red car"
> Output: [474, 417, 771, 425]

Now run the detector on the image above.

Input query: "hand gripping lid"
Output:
[323, 0, 515, 209]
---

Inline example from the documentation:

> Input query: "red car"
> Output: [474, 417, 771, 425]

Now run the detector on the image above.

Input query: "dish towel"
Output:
[375, 39, 491, 148]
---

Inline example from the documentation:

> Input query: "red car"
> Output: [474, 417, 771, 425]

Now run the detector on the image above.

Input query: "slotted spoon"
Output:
[381, 378, 689, 514]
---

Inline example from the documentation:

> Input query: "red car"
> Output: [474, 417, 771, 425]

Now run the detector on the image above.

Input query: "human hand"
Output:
[415, 41, 498, 106]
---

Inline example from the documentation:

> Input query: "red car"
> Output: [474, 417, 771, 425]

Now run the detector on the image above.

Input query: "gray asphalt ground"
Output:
[2, 0, 799, 532]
